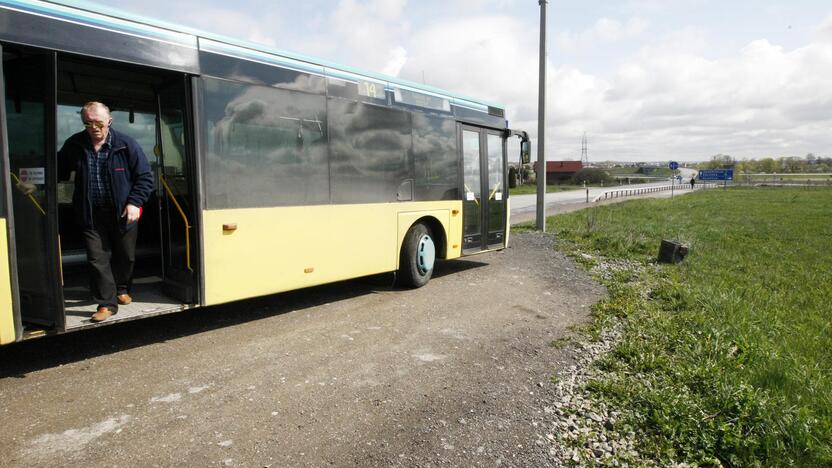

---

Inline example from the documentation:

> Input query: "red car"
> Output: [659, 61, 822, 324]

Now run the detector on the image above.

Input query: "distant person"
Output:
[58, 102, 154, 322]
[690, 177, 696, 188]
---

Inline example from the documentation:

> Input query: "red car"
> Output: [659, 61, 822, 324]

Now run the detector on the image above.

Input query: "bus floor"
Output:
[63, 274, 187, 330]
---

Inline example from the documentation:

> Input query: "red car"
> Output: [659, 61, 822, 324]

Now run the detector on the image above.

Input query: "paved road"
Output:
[510, 168, 699, 224]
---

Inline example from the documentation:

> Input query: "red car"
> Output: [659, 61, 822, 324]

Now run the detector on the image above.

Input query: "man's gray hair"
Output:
[81, 101, 111, 118]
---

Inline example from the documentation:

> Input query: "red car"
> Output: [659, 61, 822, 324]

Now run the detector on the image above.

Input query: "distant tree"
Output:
[508, 166, 518, 188]
[735, 160, 751, 173]
[572, 168, 612, 185]
[759, 157, 778, 173]
[783, 157, 802, 173]
[707, 154, 735, 169]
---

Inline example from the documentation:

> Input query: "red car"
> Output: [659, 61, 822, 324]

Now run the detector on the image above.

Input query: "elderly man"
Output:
[58, 102, 154, 322]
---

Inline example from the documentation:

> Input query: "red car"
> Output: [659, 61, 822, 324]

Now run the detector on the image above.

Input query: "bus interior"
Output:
[4, 44, 198, 333]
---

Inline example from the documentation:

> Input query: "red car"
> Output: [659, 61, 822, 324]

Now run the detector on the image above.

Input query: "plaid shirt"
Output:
[86, 132, 114, 207]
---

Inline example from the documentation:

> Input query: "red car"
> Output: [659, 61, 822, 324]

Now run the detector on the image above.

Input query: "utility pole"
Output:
[581, 132, 588, 166]
[536, 0, 548, 231]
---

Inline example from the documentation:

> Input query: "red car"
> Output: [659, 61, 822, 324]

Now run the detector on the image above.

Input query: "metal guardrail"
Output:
[593, 183, 718, 202]
[593, 179, 831, 202]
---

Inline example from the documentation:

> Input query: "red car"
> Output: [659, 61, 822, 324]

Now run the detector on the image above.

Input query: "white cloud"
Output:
[556, 17, 649, 53]
[547, 31, 832, 161]
[127, 1, 282, 47]
[382, 46, 408, 76]
[317, 0, 410, 72]
[374, 11, 832, 161]
[814, 15, 832, 43]
[370, 0, 407, 21]
[399, 15, 539, 121]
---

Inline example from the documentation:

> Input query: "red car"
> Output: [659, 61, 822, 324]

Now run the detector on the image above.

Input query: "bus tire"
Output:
[398, 223, 436, 288]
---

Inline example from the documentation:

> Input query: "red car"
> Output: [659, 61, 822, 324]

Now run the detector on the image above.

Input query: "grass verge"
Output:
[520, 187, 832, 465]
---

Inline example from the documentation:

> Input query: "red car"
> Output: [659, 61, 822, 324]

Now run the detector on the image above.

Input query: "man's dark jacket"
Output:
[58, 128, 154, 232]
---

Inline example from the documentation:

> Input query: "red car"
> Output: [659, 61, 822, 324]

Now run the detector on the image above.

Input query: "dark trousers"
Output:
[83, 207, 138, 311]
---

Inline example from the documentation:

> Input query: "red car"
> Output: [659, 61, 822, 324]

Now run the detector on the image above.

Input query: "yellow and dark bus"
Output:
[0, 0, 530, 345]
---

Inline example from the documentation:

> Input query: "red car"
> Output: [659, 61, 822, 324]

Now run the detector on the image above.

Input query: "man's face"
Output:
[82, 107, 111, 141]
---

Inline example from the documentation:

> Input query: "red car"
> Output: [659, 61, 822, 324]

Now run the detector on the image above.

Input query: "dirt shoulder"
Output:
[0, 232, 604, 467]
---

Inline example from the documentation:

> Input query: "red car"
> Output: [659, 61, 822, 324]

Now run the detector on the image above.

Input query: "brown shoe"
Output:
[91, 306, 115, 322]
[117, 294, 132, 305]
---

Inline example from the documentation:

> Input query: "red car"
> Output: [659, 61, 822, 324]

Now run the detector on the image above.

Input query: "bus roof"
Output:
[3, 0, 505, 111]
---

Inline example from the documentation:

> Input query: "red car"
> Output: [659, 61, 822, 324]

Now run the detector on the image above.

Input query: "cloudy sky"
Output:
[100, 0, 832, 162]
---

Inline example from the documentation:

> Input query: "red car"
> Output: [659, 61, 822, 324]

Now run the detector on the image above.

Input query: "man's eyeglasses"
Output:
[83, 121, 108, 129]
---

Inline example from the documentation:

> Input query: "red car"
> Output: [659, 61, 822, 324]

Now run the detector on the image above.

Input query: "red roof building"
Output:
[533, 161, 584, 182]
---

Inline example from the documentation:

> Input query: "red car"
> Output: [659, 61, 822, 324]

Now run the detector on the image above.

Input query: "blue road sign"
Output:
[698, 169, 734, 181]
[669, 161, 679, 170]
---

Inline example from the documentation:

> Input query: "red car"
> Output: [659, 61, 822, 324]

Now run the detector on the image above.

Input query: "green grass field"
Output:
[739, 173, 832, 183]
[527, 187, 832, 465]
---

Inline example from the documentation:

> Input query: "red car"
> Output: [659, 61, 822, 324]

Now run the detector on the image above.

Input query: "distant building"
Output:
[533, 161, 584, 184]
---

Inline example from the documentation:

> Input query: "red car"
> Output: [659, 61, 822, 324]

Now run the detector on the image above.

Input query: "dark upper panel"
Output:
[199, 51, 326, 95]
[198, 38, 326, 95]
[0, 5, 199, 73]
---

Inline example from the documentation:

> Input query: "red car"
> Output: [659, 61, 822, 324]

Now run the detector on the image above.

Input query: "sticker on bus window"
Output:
[466, 192, 475, 201]
[19, 167, 45, 185]
[495, 192, 503, 201]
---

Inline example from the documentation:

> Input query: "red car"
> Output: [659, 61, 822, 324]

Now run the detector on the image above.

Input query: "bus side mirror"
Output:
[520, 140, 530, 164]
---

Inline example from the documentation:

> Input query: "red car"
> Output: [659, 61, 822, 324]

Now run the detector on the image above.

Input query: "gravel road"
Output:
[0, 232, 605, 467]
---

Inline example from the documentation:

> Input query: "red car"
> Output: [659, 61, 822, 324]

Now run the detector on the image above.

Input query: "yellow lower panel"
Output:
[202, 201, 462, 306]
[0, 219, 17, 345]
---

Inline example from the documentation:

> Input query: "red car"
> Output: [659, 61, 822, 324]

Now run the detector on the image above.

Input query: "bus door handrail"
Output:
[10, 172, 65, 285]
[159, 175, 193, 272]
[463, 183, 480, 207]
[488, 182, 502, 200]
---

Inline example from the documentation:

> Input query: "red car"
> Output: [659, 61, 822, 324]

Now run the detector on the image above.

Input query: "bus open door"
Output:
[1, 44, 65, 341]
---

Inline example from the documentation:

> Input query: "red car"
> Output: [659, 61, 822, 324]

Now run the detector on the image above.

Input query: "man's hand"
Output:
[16, 181, 36, 196]
[122, 204, 141, 224]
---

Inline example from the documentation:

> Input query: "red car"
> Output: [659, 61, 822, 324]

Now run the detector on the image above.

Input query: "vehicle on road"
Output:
[0, 0, 529, 344]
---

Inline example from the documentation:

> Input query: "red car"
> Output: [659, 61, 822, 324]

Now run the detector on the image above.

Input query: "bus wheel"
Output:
[398, 223, 436, 288]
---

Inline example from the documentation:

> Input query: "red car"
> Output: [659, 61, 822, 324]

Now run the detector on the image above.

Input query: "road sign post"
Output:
[669, 161, 678, 199]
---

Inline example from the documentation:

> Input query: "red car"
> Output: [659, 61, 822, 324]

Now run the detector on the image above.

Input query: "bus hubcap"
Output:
[417, 235, 435, 275]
